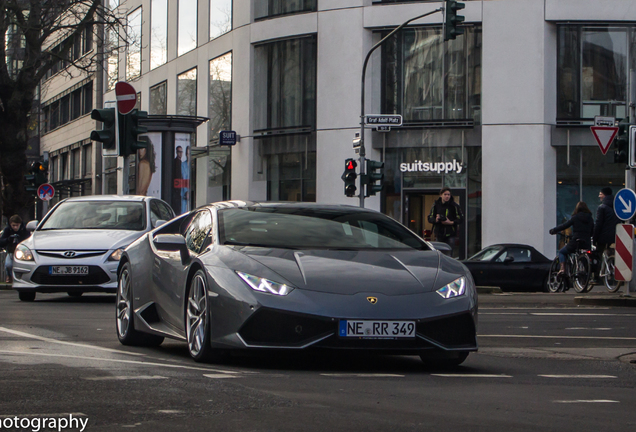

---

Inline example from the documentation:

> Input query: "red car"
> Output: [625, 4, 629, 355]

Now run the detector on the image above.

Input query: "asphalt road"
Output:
[1, 289, 635, 432]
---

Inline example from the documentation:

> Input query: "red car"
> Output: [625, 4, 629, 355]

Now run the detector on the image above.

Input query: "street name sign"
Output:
[219, 130, 237, 146]
[115, 82, 137, 115]
[37, 183, 55, 201]
[375, 126, 391, 132]
[615, 223, 634, 281]
[590, 126, 618, 155]
[614, 188, 636, 221]
[365, 115, 402, 127]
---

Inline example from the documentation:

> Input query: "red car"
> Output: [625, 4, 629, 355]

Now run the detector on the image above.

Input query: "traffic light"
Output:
[444, 0, 465, 41]
[120, 109, 149, 157]
[364, 160, 384, 197]
[90, 108, 117, 153]
[614, 118, 630, 164]
[24, 161, 47, 194]
[342, 158, 357, 197]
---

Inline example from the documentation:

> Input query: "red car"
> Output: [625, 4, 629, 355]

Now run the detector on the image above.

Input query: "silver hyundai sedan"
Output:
[12, 195, 174, 301]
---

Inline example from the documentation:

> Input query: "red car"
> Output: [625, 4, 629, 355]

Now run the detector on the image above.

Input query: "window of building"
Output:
[254, 36, 317, 202]
[50, 101, 60, 130]
[177, 68, 197, 116]
[71, 89, 82, 119]
[178, 0, 198, 56]
[41, 82, 93, 133]
[209, 52, 232, 143]
[106, 26, 119, 90]
[60, 95, 70, 126]
[381, 25, 482, 123]
[254, 36, 317, 131]
[150, 81, 167, 115]
[557, 25, 636, 121]
[254, 0, 316, 20]
[151, 0, 168, 69]
[83, 25, 93, 54]
[126, 7, 142, 81]
[83, 81, 93, 114]
[50, 156, 57, 182]
[72, 149, 81, 179]
[210, 0, 232, 40]
[83, 144, 93, 176]
[61, 153, 69, 180]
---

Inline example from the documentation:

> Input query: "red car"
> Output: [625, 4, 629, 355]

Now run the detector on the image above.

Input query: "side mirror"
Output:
[26, 220, 38, 232]
[153, 219, 167, 228]
[153, 234, 189, 264]
[430, 241, 452, 256]
[504, 256, 514, 263]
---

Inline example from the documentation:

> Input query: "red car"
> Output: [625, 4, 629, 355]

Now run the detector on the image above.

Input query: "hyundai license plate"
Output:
[50, 266, 88, 275]
[339, 320, 416, 338]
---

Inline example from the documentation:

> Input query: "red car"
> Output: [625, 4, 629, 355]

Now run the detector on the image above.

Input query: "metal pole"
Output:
[628, 70, 636, 295]
[359, 8, 443, 208]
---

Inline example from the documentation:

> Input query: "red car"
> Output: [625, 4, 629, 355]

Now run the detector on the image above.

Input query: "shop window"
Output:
[557, 25, 636, 121]
[150, 81, 167, 115]
[210, 0, 232, 40]
[178, 0, 198, 56]
[381, 26, 481, 123]
[254, 0, 316, 20]
[177, 68, 197, 116]
[151, 0, 168, 69]
[209, 52, 232, 143]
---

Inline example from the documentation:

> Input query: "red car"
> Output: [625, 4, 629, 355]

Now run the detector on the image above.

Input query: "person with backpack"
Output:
[428, 187, 463, 257]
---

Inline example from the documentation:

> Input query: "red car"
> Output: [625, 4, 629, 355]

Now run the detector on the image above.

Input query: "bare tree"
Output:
[0, 0, 123, 219]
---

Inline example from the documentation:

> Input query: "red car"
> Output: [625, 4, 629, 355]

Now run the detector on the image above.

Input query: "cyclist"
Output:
[593, 187, 621, 257]
[549, 201, 594, 274]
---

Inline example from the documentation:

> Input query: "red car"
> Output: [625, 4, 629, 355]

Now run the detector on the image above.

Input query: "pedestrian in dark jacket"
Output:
[549, 201, 594, 273]
[427, 187, 463, 257]
[593, 187, 621, 255]
[0, 215, 30, 283]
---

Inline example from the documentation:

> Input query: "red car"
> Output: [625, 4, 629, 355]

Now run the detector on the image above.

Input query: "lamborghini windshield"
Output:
[218, 207, 429, 250]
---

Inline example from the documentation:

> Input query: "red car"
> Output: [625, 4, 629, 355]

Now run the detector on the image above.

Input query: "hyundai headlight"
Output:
[107, 247, 125, 262]
[436, 277, 466, 299]
[236, 272, 294, 296]
[14, 244, 34, 262]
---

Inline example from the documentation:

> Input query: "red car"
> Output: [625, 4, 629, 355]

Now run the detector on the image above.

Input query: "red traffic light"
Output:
[346, 160, 357, 170]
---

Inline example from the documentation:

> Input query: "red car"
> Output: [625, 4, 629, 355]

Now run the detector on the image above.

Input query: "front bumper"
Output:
[12, 254, 119, 293]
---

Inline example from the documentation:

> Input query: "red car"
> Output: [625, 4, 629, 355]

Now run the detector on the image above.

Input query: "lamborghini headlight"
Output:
[14, 244, 34, 262]
[236, 271, 294, 296]
[107, 247, 125, 261]
[436, 277, 466, 299]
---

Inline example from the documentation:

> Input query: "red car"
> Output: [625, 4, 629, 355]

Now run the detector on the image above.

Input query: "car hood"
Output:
[240, 249, 444, 295]
[29, 229, 144, 251]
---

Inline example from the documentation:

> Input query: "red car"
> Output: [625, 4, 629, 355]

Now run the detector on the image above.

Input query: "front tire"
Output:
[116, 262, 164, 347]
[18, 292, 36, 302]
[186, 269, 224, 363]
[547, 258, 563, 293]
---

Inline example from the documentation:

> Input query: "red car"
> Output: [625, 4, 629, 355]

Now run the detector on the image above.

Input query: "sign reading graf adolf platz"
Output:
[365, 115, 402, 127]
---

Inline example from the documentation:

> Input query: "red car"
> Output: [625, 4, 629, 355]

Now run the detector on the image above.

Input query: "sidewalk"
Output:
[0, 282, 12, 290]
[477, 285, 636, 307]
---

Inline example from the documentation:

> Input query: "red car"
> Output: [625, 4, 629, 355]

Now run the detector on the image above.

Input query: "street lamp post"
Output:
[358, 8, 443, 208]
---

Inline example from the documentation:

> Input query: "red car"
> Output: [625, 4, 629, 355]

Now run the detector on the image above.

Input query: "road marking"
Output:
[479, 335, 636, 340]
[565, 328, 612, 331]
[320, 373, 404, 378]
[156, 410, 184, 414]
[553, 400, 619, 404]
[539, 375, 617, 379]
[204, 374, 241, 379]
[431, 374, 512, 378]
[0, 350, 244, 374]
[0, 326, 146, 356]
[480, 312, 635, 316]
[83, 375, 168, 381]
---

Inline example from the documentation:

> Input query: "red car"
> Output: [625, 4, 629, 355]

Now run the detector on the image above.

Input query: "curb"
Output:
[0, 283, 13, 291]
[477, 286, 503, 294]
[574, 295, 636, 307]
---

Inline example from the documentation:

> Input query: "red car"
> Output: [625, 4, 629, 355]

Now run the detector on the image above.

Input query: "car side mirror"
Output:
[504, 256, 514, 263]
[430, 241, 452, 256]
[153, 234, 189, 264]
[26, 220, 38, 232]
[153, 219, 167, 228]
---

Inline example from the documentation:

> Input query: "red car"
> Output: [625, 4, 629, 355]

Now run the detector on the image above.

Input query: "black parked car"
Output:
[462, 244, 552, 292]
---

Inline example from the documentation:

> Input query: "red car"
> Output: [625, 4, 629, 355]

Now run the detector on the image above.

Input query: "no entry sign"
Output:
[115, 82, 137, 115]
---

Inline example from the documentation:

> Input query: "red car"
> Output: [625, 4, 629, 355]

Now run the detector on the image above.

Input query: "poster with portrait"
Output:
[137, 132, 162, 199]
[172, 133, 191, 215]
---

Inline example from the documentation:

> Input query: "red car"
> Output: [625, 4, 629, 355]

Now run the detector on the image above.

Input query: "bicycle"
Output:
[597, 244, 624, 293]
[547, 236, 592, 293]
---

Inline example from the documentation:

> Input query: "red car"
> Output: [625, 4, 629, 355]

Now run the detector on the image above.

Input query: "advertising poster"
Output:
[137, 132, 162, 199]
[173, 133, 191, 215]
